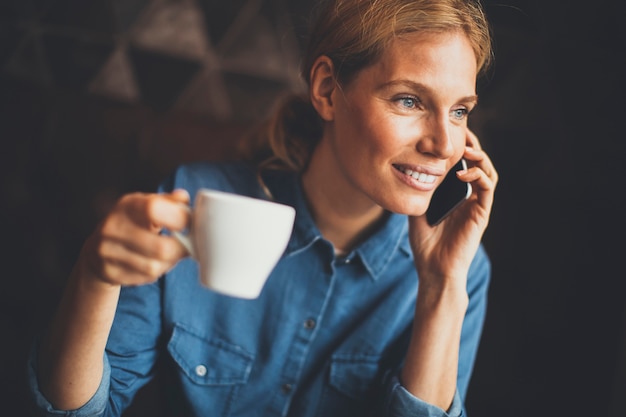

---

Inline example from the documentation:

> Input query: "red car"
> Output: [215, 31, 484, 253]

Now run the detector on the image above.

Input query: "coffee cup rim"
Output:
[196, 188, 295, 211]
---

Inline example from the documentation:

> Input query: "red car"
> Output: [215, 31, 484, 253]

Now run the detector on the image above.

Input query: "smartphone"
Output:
[426, 158, 472, 226]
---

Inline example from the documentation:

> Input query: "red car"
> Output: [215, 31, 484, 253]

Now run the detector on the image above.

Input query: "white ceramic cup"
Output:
[173, 189, 295, 299]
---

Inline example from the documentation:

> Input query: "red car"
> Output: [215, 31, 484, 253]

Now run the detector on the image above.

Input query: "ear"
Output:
[309, 55, 336, 122]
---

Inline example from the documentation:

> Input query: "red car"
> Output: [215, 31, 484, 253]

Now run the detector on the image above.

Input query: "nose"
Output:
[415, 112, 455, 159]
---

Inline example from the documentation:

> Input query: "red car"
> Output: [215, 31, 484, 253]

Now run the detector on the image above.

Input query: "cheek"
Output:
[353, 111, 409, 156]
[449, 128, 467, 162]
[334, 105, 383, 153]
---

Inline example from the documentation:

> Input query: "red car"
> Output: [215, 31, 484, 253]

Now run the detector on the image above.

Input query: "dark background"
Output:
[1, 1, 625, 416]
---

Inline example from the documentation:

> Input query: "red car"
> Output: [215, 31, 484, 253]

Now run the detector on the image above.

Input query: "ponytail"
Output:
[239, 93, 322, 174]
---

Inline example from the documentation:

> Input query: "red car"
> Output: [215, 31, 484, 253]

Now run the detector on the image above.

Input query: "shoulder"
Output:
[158, 161, 266, 200]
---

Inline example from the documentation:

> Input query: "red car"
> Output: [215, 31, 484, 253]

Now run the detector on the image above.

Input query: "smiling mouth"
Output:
[394, 165, 436, 184]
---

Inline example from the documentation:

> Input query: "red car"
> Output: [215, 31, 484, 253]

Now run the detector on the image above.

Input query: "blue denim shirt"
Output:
[28, 162, 491, 417]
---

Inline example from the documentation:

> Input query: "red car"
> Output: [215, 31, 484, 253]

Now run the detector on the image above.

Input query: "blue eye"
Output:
[451, 108, 468, 120]
[397, 97, 418, 109]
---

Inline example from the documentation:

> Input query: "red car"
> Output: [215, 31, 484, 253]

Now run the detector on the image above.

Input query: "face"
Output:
[319, 30, 478, 216]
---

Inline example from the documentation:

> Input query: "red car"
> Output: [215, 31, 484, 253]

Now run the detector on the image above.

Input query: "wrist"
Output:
[71, 244, 121, 294]
[416, 279, 469, 315]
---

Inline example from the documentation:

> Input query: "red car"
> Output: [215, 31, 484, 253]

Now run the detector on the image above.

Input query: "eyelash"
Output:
[451, 108, 469, 121]
[395, 96, 421, 110]
[393, 95, 472, 121]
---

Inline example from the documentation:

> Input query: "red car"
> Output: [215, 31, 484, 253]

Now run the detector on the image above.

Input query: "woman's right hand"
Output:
[78, 189, 191, 287]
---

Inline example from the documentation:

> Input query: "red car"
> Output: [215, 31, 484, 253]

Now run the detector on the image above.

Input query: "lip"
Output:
[392, 163, 443, 191]
[392, 163, 445, 176]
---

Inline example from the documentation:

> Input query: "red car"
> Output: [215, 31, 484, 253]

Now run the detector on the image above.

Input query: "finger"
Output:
[97, 251, 176, 286]
[95, 233, 186, 282]
[463, 146, 498, 183]
[148, 193, 191, 231]
[122, 192, 191, 232]
[457, 165, 496, 210]
[170, 188, 191, 203]
[99, 220, 187, 261]
[83, 233, 169, 286]
[464, 129, 498, 182]
[466, 128, 482, 150]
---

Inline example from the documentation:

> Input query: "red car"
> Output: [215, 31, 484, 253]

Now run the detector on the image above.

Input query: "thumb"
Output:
[170, 188, 191, 204]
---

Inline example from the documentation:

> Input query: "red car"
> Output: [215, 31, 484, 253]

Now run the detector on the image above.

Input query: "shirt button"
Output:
[195, 364, 207, 377]
[281, 383, 293, 394]
[304, 318, 316, 329]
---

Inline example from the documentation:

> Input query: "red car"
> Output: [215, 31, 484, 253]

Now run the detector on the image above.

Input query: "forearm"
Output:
[38, 258, 121, 410]
[400, 280, 468, 411]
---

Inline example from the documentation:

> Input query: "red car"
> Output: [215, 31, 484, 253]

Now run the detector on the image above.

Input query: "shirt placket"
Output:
[266, 249, 338, 416]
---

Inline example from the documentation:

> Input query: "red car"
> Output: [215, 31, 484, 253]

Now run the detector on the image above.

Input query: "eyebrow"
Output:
[377, 79, 479, 105]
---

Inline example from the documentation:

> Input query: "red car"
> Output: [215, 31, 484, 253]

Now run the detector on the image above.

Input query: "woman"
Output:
[28, 0, 497, 416]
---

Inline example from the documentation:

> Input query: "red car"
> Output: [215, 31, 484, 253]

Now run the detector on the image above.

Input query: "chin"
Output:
[376, 195, 429, 217]
[390, 207, 428, 217]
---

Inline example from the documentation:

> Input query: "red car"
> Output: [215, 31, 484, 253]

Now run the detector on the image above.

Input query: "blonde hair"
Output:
[241, 0, 493, 174]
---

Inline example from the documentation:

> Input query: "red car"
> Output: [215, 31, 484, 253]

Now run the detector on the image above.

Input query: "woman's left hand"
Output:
[409, 128, 498, 284]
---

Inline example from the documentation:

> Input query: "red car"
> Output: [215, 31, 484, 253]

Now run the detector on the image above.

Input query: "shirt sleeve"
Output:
[26, 341, 111, 416]
[380, 244, 491, 417]
[457, 244, 491, 399]
[26, 279, 164, 417]
[383, 374, 464, 417]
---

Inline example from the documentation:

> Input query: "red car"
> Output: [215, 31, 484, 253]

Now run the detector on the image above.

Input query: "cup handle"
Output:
[171, 203, 196, 258]
[172, 230, 196, 258]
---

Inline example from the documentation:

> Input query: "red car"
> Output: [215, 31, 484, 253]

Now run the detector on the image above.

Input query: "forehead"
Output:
[354, 31, 478, 94]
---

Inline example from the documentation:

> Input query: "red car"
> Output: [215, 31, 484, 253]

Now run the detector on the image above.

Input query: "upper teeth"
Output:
[401, 168, 436, 184]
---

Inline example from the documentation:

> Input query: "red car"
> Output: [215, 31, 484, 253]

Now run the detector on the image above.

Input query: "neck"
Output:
[301, 143, 386, 253]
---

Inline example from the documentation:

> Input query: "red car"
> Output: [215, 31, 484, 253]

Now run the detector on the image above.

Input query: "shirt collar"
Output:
[261, 169, 411, 281]
[355, 212, 411, 280]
